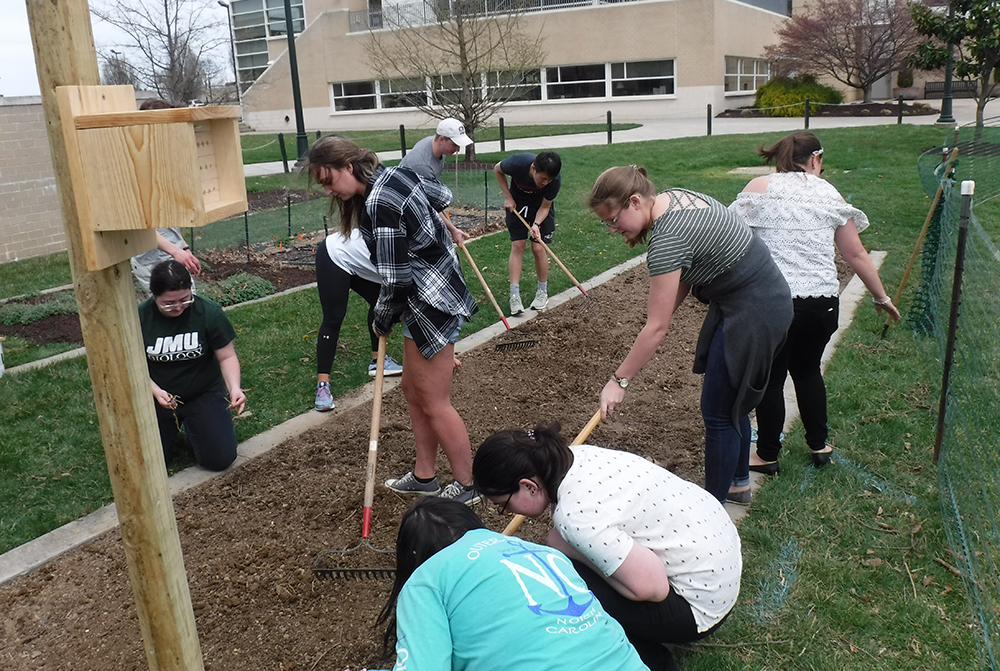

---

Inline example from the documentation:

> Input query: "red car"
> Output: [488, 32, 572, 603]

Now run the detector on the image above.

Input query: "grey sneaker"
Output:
[440, 479, 482, 506]
[385, 470, 441, 496]
[530, 289, 548, 311]
[510, 293, 524, 316]
[369, 355, 403, 377]
[314, 382, 334, 412]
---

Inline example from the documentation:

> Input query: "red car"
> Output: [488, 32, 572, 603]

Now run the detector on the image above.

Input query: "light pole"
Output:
[218, 1, 242, 108]
[283, 0, 308, 158]
[937, 1, 956, 124]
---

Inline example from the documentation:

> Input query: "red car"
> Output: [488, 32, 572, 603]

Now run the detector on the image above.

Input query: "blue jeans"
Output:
[701, 321, 751, 502]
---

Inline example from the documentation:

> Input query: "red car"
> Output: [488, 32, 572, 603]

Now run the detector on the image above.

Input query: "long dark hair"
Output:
[376, 498, 486, 659]
[473, 422, 572, 503]
[757, 131, 822, 173]
[148, 260, 192, 296]
[300, 135, 380, 236]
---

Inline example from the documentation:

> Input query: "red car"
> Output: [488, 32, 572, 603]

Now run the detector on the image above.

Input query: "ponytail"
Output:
[473, 422, 572, 502]
[757, 131, 822, 173]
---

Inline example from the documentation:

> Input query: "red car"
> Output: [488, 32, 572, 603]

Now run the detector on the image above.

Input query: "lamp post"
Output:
[283, 0, 308, 158]
[218, 1, 242, 108]
[937, 1, 956, 124]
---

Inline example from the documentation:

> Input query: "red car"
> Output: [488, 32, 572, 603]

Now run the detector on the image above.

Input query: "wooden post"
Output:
[25, 1, 205, 669]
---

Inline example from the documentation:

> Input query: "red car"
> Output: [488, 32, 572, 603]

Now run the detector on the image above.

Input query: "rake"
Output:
[313, 336, 395, 580]
[512, 209, 590, 299]
[501, 409, 602, 536]
[447, 213, 536, 353]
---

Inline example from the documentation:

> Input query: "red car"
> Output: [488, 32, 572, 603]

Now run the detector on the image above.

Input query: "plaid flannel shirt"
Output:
[361, 166, 478, 359]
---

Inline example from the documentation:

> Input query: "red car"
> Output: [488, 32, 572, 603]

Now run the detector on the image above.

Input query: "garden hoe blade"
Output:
[312, 336, 395, 581]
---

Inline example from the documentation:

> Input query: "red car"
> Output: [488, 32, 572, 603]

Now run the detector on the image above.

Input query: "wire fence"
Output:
[188, 168, 508, 261]
[910, 114, 1000, 671]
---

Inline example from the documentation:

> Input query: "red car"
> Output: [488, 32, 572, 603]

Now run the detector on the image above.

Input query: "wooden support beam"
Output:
[24, 1, 205, 669]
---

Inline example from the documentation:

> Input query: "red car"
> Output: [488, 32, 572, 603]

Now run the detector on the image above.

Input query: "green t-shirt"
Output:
[139, 296, 236, 401]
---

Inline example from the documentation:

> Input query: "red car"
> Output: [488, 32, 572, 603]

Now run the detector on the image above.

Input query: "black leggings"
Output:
[315, 246, 381, 375]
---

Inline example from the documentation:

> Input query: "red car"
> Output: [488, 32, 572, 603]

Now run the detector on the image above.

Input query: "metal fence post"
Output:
[287, 193, 292, 238]
[499, 117, 506, 152]
[315, 130, 321, 140]
[278, 133, 289, 174]
[607, 111, 612, 144]
[244, 212, 250, 264]
[898, 95, 904, 125]
[934, 180, 975, 462]
[399, 124, 407, 157]
[484, 170, 489, 228]
[707, 104, 712, 136]
[804, 98, 810, 129]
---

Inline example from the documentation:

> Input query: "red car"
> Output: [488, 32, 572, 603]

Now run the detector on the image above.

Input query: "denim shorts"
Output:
[402, 315, 465, 344]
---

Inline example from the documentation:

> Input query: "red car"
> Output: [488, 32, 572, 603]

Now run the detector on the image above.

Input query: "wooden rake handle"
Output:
[512, 209, 590, 298]
[458, 240, 512, 330]
[882, 146, 960, 338]
[502, 409, 602, 536]
[362, 335, 387, 539]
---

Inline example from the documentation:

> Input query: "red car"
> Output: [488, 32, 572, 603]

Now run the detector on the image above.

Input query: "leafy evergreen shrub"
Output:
[897, 68, 914, 88]
[754, 75, 844, 117]
[200, 272, 274, 307]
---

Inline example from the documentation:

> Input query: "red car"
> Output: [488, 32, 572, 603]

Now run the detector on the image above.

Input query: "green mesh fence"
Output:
[186, 168, 504, 261]
[911, 113, 1000, 671]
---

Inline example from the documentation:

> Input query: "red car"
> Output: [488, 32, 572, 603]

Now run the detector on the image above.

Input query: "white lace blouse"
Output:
[729, 172, 869, 298]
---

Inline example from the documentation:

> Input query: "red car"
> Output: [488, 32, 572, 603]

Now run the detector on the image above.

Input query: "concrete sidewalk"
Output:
[243, 98, 994, 178]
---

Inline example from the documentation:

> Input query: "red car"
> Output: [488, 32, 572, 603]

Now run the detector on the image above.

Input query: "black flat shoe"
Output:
[749, 460, 780, 475]
[810, 446, 833, 468]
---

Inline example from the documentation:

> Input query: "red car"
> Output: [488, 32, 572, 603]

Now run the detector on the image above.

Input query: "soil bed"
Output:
[717, 101, 938, 118]
[0, 263, 709, 670]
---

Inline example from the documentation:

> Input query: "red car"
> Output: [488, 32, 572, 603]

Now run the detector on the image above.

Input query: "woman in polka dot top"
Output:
[474, 423, 741, 671]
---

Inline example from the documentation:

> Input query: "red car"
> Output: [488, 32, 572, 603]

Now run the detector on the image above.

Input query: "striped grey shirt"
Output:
[646, 189, 753, 287]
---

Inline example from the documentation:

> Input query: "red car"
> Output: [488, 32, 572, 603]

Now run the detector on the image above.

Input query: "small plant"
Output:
[897, 68, 914, 88]
[0, 291, 78, 326]
[199, 272, 274, 307]
[754, 75, 844, 117]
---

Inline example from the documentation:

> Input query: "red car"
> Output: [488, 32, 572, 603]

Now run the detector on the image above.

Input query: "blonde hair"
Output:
[588, 165, 657, 247]
[300, 135, 380, 235]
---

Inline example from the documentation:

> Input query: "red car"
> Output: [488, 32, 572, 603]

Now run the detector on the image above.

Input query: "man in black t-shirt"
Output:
[494, 152, 561, 315]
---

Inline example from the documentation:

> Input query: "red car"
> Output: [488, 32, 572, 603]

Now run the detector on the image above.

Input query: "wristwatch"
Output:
[612, 373, 629, 389]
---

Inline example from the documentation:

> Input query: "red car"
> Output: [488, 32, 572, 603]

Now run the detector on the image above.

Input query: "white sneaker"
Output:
[530, 289, 548, 311]
[510, 293, 524, 316]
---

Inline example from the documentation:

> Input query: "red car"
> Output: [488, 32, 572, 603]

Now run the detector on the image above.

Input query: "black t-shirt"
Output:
[500, 153, 561, 209]
[139, 296, 236, 400]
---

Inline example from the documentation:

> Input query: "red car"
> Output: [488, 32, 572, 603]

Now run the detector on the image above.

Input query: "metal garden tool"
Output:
[513, 209, 590, 299]
[312, 336, 395, 580]
[501, 409, 602, 536]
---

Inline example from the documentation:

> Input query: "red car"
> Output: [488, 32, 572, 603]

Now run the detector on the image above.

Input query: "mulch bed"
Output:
[717, 101, 938, 118]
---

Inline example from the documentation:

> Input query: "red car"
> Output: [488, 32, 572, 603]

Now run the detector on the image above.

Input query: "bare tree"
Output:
[765, 0, 921, 102]
[366, 0, 546, 159]
[92, 0, 226, 104]
[101, 52, 141, 87]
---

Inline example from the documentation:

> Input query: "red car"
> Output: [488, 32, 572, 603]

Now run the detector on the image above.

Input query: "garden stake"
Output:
[512, 209, 590, 299]
[312, 336, 395, 580]
[501, 409, 602, 536]
[881, 146, 959, 339]
[447, 213, 536, 352]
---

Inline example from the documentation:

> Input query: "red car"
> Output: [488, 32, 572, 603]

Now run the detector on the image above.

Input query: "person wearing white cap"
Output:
[400, 118, 475, 246]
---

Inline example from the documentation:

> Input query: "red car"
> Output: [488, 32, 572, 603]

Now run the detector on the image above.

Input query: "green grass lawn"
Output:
[0, 124, 986, 669]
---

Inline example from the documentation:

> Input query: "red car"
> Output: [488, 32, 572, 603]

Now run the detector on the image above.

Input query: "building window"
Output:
[488, 70, 542, 102]
[230, 0, 304, 88]
[380, 77, 427, 109]
[545, 64, 606, 100]
[332, 81, 377, 111]
[611, 60, 674, 96]
[725, 57, 770, 93]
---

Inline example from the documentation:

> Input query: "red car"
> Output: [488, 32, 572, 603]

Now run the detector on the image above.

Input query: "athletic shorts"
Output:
[506, 204, 555, 243]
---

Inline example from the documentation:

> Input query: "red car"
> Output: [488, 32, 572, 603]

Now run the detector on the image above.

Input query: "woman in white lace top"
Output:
[729, 131, 900, 473]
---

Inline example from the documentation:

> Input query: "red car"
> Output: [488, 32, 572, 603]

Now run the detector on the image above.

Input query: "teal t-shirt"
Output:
[380, 528, 648, 671]
[138, 296, 236, 400]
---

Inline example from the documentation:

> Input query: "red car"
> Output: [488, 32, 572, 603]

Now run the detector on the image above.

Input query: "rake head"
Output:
[312, 540, 395, 581]
[496, 337, 537, 353]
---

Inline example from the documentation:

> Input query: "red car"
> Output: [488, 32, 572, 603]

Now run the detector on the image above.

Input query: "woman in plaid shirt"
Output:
[304, 136, 481, 505]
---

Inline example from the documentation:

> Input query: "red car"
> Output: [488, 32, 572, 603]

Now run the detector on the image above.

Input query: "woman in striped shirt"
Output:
[588, 165, 792, 504]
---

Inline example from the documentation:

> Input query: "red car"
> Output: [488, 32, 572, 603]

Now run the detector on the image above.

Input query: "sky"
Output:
[0, 0, 229, 99]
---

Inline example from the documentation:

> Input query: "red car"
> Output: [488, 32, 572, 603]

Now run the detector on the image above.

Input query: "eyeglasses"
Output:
[496, 492, 514, 515]
[601, 199, 630, 228]
[156, 297, 195, 310]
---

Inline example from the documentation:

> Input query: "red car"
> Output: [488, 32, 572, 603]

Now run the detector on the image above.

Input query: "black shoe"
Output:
[810, 445, 833, 468]
[749, 459, 780, 475]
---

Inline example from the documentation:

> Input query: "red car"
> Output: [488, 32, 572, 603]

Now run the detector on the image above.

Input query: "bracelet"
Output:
[873, 296, 893, 306]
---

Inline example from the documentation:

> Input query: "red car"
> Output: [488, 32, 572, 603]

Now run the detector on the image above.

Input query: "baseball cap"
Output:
[436, 118, 473, 148]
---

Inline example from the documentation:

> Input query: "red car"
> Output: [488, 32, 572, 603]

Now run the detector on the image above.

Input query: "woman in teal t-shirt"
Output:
[372, 498, 649, 671]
